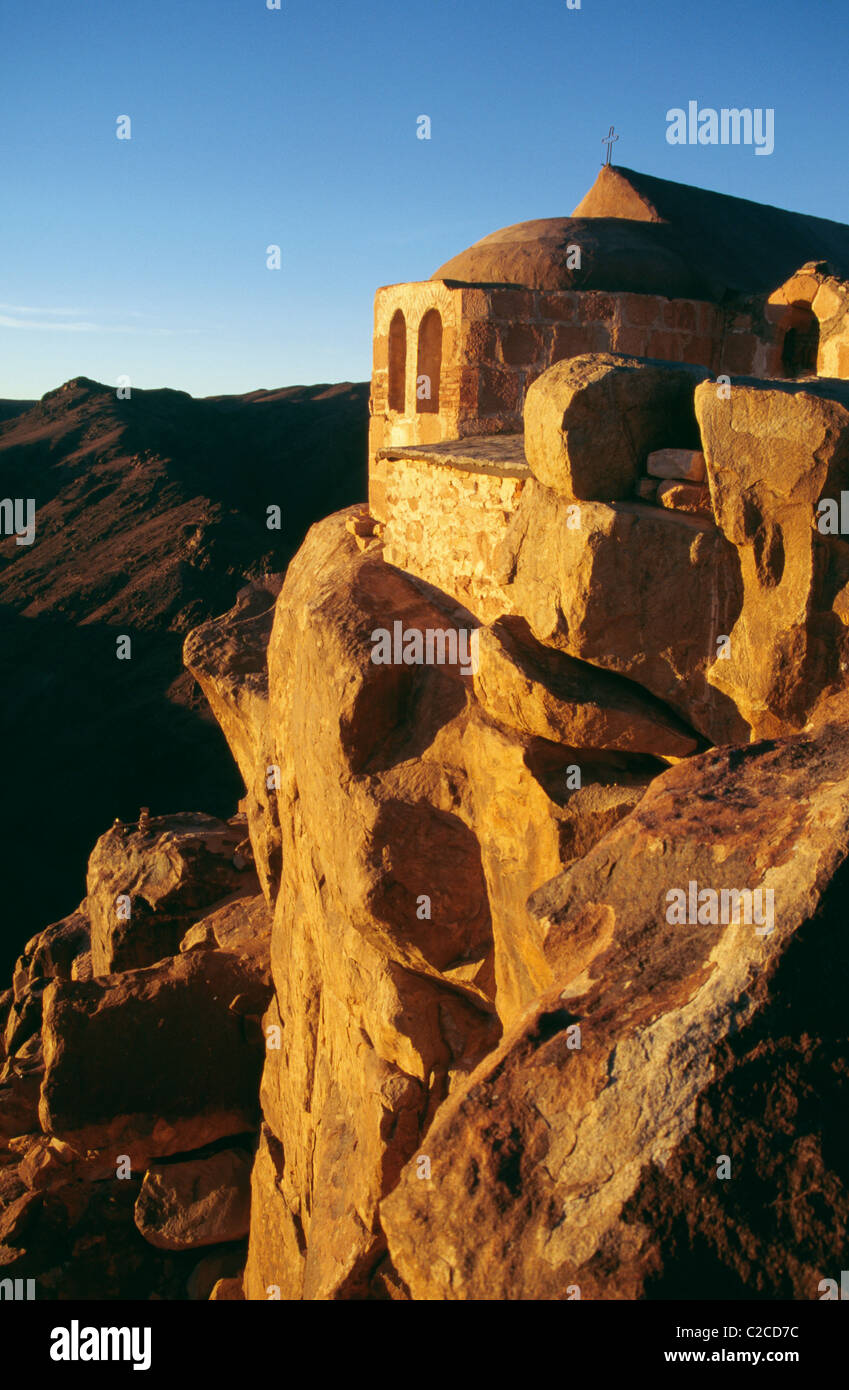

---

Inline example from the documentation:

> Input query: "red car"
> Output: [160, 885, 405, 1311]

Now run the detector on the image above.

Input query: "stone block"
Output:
[576, 292, 615, 323]
[544, 294, 579, 323]
[523, 353, 708, 501]
[663, 301, 696, 332]
[623, 294, 663, 327]
[679, 336, 715, 368]
[813, 283, 846, 323]
[611, 326, 650, 357]
[635, 477, 658, 501]
[645, 331, 681, 360]
[499, 324, 544, 366]
[479, 366, 520, 415]
[490, 289, 535, 319]
[647, 448, 706, 481]
[721, 334, 759, 375]
[461, 322, 498, 364]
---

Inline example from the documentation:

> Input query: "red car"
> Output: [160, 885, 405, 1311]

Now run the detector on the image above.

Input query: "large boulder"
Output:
[381, 709, 849, 1299]
[134, 1146, 253, 1250]
[523, 354, 708, 501]
[696, 377, 849, 737]
[496, 480, 746, 743]
[39, 950, 268, 1167]
[473, 617, 699, 757]
[460, 710, 656, 1026]
[87, 812, 257, 975]
[244, 511, 502, 1300]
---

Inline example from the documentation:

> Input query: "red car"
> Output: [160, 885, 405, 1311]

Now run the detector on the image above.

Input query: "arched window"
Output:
[388, 309, 407, 413]
[416, 309, 442, 414]
[781, 302, 819, 377]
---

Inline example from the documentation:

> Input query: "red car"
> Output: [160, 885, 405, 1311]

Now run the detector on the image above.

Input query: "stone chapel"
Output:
[365, 164, 849, 620]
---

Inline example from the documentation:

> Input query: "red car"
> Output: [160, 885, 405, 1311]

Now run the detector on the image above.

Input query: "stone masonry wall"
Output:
[454, 286, 724, 436]
[380, 451, 525, 623]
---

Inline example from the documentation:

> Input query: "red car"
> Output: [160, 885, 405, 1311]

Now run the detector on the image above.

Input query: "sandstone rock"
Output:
[209, 1275, 244, 1300]
[647, 448, 706, 481]
[0, 990, 11, 1062]
[381, 714, 849, 1299]
[473, 617, 698, 757]
[460, 710, 655, 1025]
[12, 907, 89, 998]
[3, 980, 49, 1058]
[496, 479, 746, 743]
[184, 582, 283, 904]
[0, 1190, 41, 1246]
[40, 950, 267, 1166]
[179, 893, 271, 992]
[134, 1146, 253, 1250]
[0, 1169, 200, 1299]
[0, 1034, 43, 1141]
[696, 377, 849, 738]
[523, 354, 708, 501]
[187, 1247, 247, 1301]
[3, 908, 91, 1062]
[656, 479, 713, 517]
[19, 1135, 86, 1190]
[70, 952, 93, 981]
[242, 1124, 305, 1302]
[634, 477, 658, 502]
[87, 812, 258, 975]
[244, 511, 502, 1300]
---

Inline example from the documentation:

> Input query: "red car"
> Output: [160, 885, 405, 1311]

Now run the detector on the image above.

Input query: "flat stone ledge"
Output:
[377, 434, 530, 479]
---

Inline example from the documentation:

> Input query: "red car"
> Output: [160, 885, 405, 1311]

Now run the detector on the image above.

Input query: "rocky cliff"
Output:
[0, 377, 368, 974]
[2, 355, 848, 1300]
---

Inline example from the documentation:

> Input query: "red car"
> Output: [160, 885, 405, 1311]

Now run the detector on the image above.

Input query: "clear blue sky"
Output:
[2, 0, 847, 399]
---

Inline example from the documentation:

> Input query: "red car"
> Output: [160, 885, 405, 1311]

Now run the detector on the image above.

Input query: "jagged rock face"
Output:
[3, 907, 90, 1061]
[246, 510, 502, 1300]
[39, 950, 269, 1167]
[238, 507, 674, 1296]
[460, 712, 657, 1025]
[696, 377, 849, 737]
[184, 582, 283, 904]
[0, 1034, 42, 1141]
[179, 892, 271, 993]
[473, 617, 699, 757]
[0, 1167, 203, 1299]
[496, 479, 746, 743]
[497, 364, 849, 746]
[11, 909, 90, 997]
[0, 376, 368, 975]
[87, 813, 257, 974]
[380, 713, 849, 1299]
[524, 354, 708, 501]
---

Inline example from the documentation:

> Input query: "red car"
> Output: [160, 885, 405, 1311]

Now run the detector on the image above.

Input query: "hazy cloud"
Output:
[0, 305, 199, 335]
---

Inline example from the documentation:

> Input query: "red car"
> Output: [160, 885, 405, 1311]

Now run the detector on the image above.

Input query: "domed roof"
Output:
[431, 166, 849, 303]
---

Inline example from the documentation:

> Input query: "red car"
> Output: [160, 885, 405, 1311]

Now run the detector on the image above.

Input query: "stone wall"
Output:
[379, 448, 526, 623]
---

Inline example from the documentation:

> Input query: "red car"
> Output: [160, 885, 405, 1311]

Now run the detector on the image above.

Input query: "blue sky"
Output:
[2, 0, 847, 399]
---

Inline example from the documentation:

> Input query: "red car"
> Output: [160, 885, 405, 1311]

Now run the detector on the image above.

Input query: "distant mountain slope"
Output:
[0, 377, 368, 971]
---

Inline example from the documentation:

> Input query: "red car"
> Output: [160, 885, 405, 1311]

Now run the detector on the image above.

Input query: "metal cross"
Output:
[602, 125, 619, 165]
